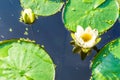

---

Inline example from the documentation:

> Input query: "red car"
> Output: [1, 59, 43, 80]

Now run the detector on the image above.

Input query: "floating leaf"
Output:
[91, 38, 120, 80]
[0, 39, 55, 80]
[63, 0, 119, 34]
[20, 0, 64, 16]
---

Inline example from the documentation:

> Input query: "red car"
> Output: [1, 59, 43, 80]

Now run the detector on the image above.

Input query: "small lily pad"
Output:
[91, 38, 120, 80]
[63, 0, 119, 34]
[0, 39, 55, 80]
[20, 0, 64, 16]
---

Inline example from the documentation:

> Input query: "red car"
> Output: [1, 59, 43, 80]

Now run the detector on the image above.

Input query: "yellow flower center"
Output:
[81, 33, 92, 42]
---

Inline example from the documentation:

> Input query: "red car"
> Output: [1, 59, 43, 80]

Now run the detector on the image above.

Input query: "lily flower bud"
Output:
[20, 8, 35, 24]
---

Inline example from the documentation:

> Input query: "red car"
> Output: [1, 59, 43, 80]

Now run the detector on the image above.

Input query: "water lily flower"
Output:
[70, 25, 101, 60]
[72, 25, 99, 48]
[20, 8, 35, 24]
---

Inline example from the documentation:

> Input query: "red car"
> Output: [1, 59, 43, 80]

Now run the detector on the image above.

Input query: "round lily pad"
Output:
[20, 0, 64, 16]
[91, 38, 120, 80]
[0, 39, 55, 80]
[63, 0, 119, 34]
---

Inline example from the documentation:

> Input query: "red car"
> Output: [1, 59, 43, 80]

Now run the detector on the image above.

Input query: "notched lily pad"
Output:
[63, 0, 119, 34]
[20, 0, 64, 16]
[0, 39, 55, 80]
[91, 38, 120, 80]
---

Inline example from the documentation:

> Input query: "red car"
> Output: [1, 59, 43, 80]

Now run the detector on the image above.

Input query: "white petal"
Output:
[74, 36, 84, 46]
[85, 27, 98, 38]
[75, 25, 84, 37]
[93, 29, 98, 37]
[85, 26, 92, 33]
[90, 30, 98, 40]
[24, 8, 32, 14]
[83, 40, 96, 48]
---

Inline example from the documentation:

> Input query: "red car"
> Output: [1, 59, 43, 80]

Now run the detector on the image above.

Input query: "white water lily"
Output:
[73, 25, 98, 48]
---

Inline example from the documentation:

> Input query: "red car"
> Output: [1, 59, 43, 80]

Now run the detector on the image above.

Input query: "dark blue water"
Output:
[0, 0, 120, 80]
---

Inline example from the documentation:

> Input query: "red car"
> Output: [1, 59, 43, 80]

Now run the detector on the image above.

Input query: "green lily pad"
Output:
[91, 38, 120, 80]
[63, 0, 119, 34]
[0, 39, 55, 80]
[20, 0, 64, 16]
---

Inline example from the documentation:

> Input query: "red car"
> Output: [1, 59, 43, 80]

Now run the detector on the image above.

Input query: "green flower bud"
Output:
[20, 8, 35, 24]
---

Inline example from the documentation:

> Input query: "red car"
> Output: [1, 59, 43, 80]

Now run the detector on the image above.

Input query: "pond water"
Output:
[0, 0, 120, 80]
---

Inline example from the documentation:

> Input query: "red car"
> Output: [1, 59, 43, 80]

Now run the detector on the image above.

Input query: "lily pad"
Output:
[91, 38, 120, 80]
[0, 39, 55, 80]
[63, 0, 119, 34]
[20, 0, 64, 16]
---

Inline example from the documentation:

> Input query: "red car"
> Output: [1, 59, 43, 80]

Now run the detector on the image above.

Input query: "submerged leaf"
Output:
[91, 38, 120, 80]
[63, 0, 119, 34]
[0, 39, 55, 80]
